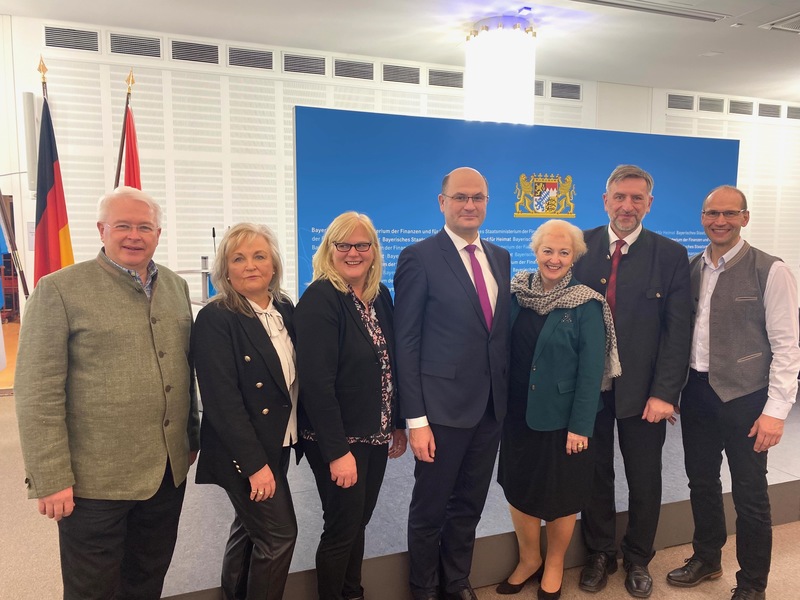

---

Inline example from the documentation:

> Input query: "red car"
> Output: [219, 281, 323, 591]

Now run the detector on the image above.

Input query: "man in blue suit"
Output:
[394, 166, 511, 600]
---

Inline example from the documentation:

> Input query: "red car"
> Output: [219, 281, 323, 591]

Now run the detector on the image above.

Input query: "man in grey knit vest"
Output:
[666, 185, 800, 600]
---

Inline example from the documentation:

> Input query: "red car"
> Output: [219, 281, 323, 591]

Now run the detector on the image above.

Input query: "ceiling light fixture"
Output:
[464, 15, 537, 125]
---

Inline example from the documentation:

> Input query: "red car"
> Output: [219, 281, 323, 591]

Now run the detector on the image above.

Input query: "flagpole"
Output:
[114, 69, 135, 188]
[38, 55, 48, 100]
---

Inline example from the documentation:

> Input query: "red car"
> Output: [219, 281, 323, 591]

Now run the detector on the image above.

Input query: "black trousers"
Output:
[407, 410, 502, 598]
[581, 390, 667, 567]
[681, 371, 771, 592]
[221, 447, 297, 600]
[305, 440, 388, 600]
[57, 461, 185, 600]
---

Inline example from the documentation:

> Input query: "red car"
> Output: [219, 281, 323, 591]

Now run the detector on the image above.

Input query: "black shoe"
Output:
[496, 563, 544, 594]
[624, 564, 653, 598]
[731, 587, 766, 600]
[666, 557, 723, 587]
[538, 585, 561, 600]
[579, 553, 618, 592]
[445, 585, 477, 600]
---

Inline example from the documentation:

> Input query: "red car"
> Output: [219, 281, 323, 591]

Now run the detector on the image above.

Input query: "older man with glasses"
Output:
[15, 186, 199, 600]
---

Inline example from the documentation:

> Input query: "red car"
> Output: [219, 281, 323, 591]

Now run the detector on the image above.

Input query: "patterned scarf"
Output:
[511, 269, 622, 390]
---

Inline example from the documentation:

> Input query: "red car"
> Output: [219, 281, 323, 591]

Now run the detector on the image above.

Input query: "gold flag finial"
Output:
[126, 68, 135, 93]
[38, 56, 48, 82]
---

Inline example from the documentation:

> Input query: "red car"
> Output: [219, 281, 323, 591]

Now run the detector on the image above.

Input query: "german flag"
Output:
[34, 98, 74, 286]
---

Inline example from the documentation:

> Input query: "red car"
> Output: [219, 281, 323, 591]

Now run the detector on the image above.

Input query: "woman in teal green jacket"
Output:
[497, 220, 620, 600]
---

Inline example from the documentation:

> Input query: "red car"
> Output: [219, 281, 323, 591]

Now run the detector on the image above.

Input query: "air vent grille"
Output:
[229, 47, 273, 70]
[668, 94, 694, 110]
[284, 54, 326, 75]
[761, 11, 800, 33]
[570, 0, 727, 22]
[729, 100, 754, 115]
[699, 97, 724, 113]
[758, 103, 781, 118]
[535, 80, 545, 97]
[788, 106, 800, 120]
[551, 82, 581, 100]
[110, 33, 161, 58]
[383, 64, 420, 85]
[334, 59, 374, 80]
[428, 69, 463, 88]
[172, 40, 219, 64]
[44, 26, 99, 52]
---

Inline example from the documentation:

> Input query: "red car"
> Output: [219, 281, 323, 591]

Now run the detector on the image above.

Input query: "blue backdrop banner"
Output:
[295, 107, 739, 296]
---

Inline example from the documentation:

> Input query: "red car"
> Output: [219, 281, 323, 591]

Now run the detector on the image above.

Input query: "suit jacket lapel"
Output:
[342, 291, 381, 359]
[437, 229, 487, 330]
[236, 312, 290, 400]
[532, 310, 561, 364]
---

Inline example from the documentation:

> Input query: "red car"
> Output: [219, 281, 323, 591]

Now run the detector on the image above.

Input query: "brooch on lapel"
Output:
[560, 313, 573, 324]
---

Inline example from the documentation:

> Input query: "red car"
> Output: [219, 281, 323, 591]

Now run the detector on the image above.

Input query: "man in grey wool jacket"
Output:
[15, 186, 199, 600]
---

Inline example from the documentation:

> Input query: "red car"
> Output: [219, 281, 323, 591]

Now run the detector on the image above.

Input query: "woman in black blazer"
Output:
[295, 211, 407, 600]
[193, 223, 298, 600]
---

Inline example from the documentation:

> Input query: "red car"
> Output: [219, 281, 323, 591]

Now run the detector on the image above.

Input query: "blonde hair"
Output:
[211, 223, 287, 315]
[312, 212, 383, 302]
[530, 219, 588, 260]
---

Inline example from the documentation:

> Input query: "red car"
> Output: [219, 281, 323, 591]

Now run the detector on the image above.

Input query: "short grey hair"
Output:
[97, 186, 163, 227]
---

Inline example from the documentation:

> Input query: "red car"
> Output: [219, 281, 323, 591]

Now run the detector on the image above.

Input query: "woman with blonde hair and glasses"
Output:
[296, 211, 407, 600]
[193, 222, 298, 600]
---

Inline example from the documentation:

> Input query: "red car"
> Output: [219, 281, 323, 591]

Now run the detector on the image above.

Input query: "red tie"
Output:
[606, 239, 626, 318]
[465, 244, 493, 331]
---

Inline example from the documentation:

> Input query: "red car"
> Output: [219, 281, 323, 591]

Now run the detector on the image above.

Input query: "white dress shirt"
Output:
[607, 223, 643, 256]
[443, 225, 499, 315]
[690, 239, 800, 419]
[248, 298, 299, 446]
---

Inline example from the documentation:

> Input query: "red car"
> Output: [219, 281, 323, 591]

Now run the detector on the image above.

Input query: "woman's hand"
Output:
[388, 429, 408, 459]
[330, 452, 358, 488]
[248, 464, 276, 501]
[566, 432, 589, 455]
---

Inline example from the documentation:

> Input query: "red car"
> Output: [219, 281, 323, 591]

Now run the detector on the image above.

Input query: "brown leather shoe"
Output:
[667, 557, 722, 587]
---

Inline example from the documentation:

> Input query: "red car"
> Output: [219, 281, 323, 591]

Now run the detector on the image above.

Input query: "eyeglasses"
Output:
[332, 242, 372, 252]
[442, 193, 488, 205]
[104, 223, 158, 234]
[701, 209, 746, 220]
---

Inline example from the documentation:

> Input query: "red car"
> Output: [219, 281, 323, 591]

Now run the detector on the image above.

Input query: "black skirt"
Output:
[498, 419, 594, 521]
[497, 306, 595, 521]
